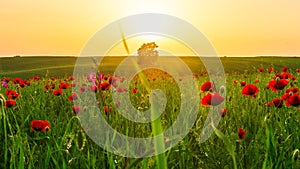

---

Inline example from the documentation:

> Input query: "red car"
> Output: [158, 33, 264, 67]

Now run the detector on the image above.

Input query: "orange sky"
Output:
[1, 0, 300, 57]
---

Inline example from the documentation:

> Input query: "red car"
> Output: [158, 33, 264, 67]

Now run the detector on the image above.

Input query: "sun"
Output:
[105, 33, 196, 56]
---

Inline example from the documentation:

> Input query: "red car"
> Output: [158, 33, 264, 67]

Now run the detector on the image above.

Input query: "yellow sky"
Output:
[1, 0, 300, 57]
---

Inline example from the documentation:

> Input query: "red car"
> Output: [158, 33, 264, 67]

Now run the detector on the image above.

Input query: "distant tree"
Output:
[137, 42, 158, 67]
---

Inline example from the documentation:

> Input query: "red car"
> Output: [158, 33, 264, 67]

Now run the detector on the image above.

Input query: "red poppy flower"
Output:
[201, 93, 224, 106]
[254, 79, 260, 83]
[267, 67, 273, 73]
[268, 79, 289, 92]
[266, 98, 284, 108]
[103, 75, 108, 81]
[59, 82, 69, 89]
[275, 73, 290, 79]
[286, 93, 300, 107]
[68, 93, 78, 102]
[4, 78, 10, 83]
[119, 77, 125, 83]
[19, 81, 26, 88]
[238, 128, 246, 140]
[282, 66, 288, 73]
[200, 81, 213, 92]
[240, 81, 246, 86]
[72, 106, 81, 114]
[33, 76, 40, 81]
[13, 78, 22, 84]
[233, 80, 238, 85]
[69, 76, 74, 81]
[220, 108, 226, 117]
[265, 102, 273, 107]
[281, 91, 293, 100]
[24, 80, 30, 86]
[53, 89, 62, 96]
[292, 87, 299, 93]
[99, 82, 110, 90]
[241, 84, 259, 97]
[132, 87, 137, 94]
[285, 87, 299, 94]
[290, 76, 296, 81]
[257, 68, 263, 72]
[30, 120, 50, 132]
[5, 99, 16, 108]
[71, 82, 76, 87]
[5, 89, 20, 99]
[109, 76, 117, 85]
[79, 86, 86, 93]
[51, 83, 56, 89]
[44, 84, 51, 92]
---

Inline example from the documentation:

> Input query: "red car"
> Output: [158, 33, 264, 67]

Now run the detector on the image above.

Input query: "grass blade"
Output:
[214, 128, 237, 169]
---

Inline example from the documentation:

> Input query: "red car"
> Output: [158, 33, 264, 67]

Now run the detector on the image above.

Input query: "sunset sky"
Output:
[1, 0, 300, 57]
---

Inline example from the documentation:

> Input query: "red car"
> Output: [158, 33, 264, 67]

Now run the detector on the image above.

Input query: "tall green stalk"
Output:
[120, 33, 167, 168]
[1, 98, 8, 169]
[150, 94, 168, 169]
[129, 58, 167, 168]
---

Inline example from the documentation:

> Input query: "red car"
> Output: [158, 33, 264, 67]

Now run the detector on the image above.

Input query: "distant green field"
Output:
[0, 56, 299, 79]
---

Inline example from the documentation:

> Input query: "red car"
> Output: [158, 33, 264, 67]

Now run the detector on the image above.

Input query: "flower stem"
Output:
[1, 100, 8, 169]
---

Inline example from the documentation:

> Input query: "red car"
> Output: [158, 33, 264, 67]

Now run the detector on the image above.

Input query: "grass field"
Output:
[0, 56, 300, 168]
[1, 56, 300, 78]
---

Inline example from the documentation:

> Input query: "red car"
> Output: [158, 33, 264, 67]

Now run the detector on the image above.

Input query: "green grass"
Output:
[0, 56, 300, 168]
[1, 56, 300, 79]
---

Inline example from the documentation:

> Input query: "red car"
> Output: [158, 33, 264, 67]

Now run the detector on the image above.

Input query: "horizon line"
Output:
[1, 54, 300, 58]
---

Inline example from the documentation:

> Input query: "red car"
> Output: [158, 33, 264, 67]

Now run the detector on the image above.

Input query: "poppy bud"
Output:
[104, 106, 109, 114]
[219, 86, 226, 94]
[238, 128, 246, 140]
[220, 108, 226, 117]
[72, 106, 81, 114]
[132, 87, 137, 94]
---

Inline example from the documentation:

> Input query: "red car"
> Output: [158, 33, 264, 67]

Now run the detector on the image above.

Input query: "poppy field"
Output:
[1, 56, 300, 168]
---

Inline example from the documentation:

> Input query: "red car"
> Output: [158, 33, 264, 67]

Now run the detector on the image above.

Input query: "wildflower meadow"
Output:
[1, 56, 300, 169]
